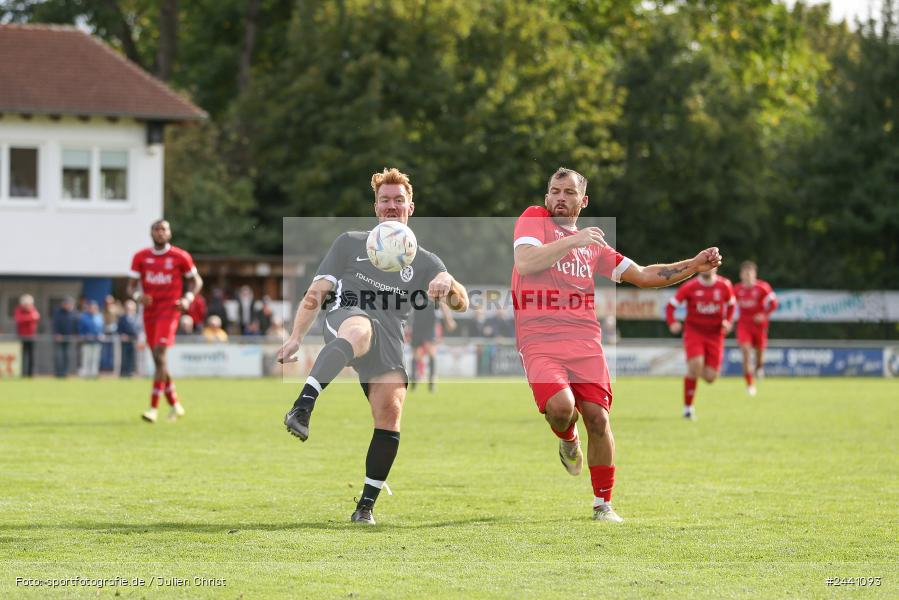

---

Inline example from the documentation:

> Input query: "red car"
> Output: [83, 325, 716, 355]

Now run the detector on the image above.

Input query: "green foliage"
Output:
[786, 1, 899, 289]
[4, 0, 898, 289]
[243, 0, 622, 229]
[163, 122, 259, 254]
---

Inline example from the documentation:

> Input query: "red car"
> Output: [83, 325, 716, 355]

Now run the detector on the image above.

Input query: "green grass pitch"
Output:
[1, 377, 896, 598]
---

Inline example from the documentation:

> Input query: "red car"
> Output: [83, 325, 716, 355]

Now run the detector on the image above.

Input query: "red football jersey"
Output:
[511, 206, 632, 348]
[129, 244, 197, 319]
[666, 275, 736, 334]
[735, 280, 777, 327]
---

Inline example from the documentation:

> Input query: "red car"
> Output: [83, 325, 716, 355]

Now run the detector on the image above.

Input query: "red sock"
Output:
[684, 377, 697, 407]
[416, 359, 425, 380]
[590, 465, 615, 503]
[550, 422, 578, 442]
[151, 380, 164, 409]
[164, 378, 179, 407]
[744, 372, 754, 387]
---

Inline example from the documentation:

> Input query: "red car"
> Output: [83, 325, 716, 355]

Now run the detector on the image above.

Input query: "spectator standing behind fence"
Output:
[78, 300, 104, 378]
[207, 288, 230, 332]
[52, 297, 79, 377]
[14, 294, 40, 377]
[256, 296, 274, 336]
[237, 286, 257, 335]
[117, 300, 140, 377]
[100, 295, 123, 373]
[203, 315, 229, 342]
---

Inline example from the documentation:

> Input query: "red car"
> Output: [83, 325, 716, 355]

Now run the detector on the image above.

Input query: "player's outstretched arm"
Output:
[428, 273, 469, 313]
[620, 247, 723, 289]
[514, 227, 607, 276]
[277, 278, 335, 363]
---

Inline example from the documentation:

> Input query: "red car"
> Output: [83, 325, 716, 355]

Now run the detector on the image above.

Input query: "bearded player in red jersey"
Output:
[734, 261, 778, 396]
[512, 167, 723, 522]
[666, 268, 735, 420]
[127, 220, 203, 423]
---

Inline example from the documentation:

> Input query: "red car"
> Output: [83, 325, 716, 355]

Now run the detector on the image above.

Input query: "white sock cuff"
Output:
[364, 477, 384, 489]
[305, 376, 322, 393]
[594, 496, 609, 507]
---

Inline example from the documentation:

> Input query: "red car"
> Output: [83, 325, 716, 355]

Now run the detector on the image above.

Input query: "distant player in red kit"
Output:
[734, 261, 777, 396]
[127, 220, 203, 423]
[513, 167, 723, 521]
[666, 268, 735, 420]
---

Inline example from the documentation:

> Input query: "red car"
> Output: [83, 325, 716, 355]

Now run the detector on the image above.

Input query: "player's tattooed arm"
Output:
[657, 265, 689, 280]
[621, 248, 722, 288]
[621, 260, 695, 288]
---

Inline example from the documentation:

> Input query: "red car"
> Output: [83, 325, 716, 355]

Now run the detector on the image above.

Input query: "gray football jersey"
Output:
[313, 231, 447, 340]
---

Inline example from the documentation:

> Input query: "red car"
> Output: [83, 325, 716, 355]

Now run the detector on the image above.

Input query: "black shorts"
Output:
[322, 307, 408, 396]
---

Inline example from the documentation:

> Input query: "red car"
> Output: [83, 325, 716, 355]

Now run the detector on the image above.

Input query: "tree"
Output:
[241, 0, 623, 254]
[787, 0, 899, 289]
[163, 122, 258, 254]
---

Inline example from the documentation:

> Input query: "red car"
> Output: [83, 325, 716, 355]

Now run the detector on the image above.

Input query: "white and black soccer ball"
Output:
[366, 221, 417, 272]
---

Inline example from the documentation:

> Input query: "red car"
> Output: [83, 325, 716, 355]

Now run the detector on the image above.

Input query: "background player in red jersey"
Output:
[126, 220, 203, 423]
[734, 260, 778, 396]
[666, 268, 735, 419]
[513, 167, 723, 522]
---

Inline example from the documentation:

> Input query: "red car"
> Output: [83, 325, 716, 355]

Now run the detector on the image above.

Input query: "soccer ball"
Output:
[366, 221, 417, 272]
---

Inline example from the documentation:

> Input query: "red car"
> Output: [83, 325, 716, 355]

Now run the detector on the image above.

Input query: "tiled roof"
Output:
[0, 24, 206, 121]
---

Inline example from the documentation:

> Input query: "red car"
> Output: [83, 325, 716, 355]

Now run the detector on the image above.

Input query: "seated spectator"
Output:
[266, 315, 287, 339]
[203, 315, 229, 343]
[178, 314, 196, 336]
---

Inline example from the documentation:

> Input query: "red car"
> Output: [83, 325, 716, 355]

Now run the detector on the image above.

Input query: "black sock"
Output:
[428, 355, 436, 384]
[293, 338, 354, 411]
[358, 429, 400, 508]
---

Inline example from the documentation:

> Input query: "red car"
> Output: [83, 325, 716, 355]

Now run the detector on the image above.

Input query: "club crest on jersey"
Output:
[165, 257, 174, 270]
[400, 265, 414, 283]
[713, 290, 721, 301]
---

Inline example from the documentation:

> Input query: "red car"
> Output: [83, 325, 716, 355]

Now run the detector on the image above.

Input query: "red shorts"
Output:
[737, 323, 768, 349]
[519, 339, 613, 413]
[144, 315, 179, 348]
[683, 327, 724, 371]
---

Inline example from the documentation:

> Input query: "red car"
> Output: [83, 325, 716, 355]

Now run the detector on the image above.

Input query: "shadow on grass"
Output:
[0, 517, 504, 533]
